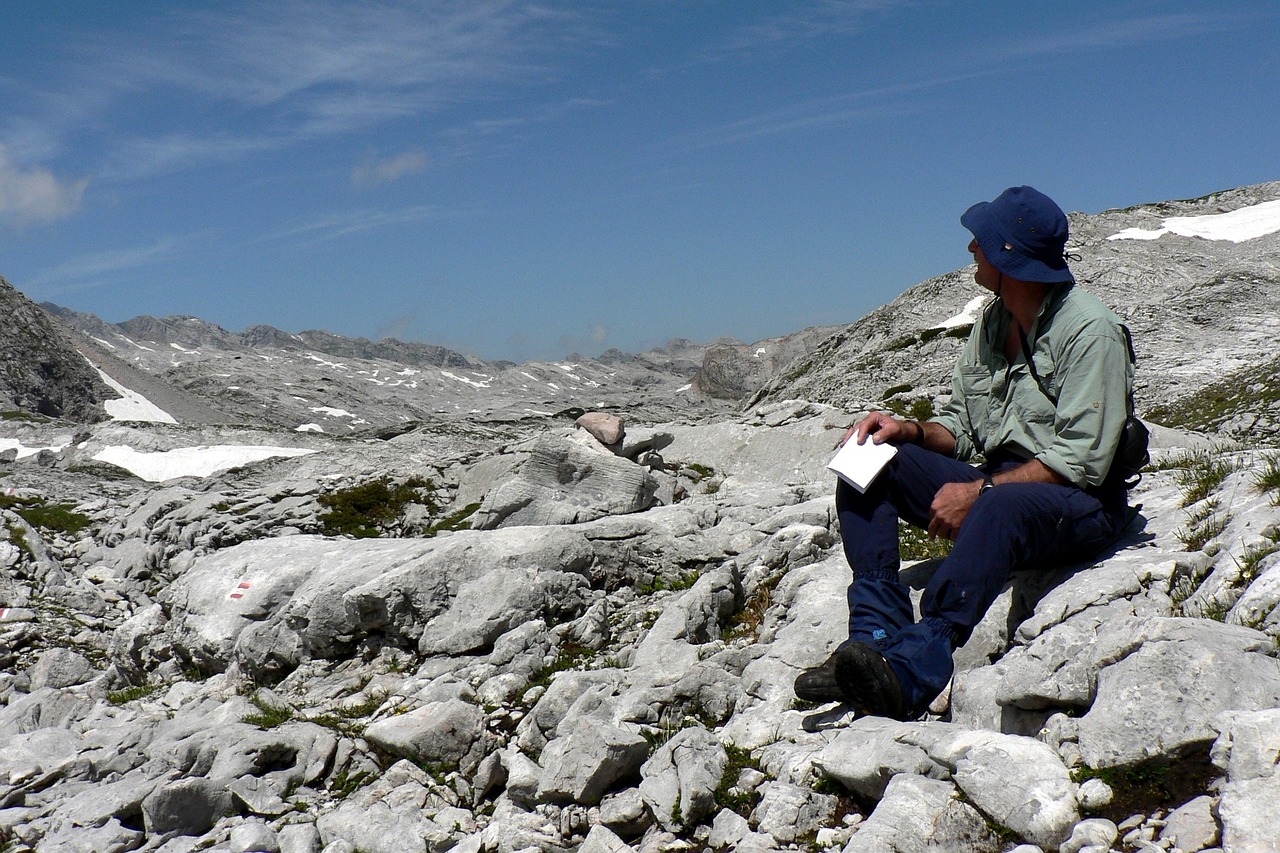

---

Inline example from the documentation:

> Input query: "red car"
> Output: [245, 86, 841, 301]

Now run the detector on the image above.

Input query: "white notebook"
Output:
[827, 436, 898, 492]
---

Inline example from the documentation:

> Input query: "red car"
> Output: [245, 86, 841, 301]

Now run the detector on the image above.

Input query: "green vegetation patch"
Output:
[1073, 752, 1219, 823]
[0, 493, 92, 536]
[1146, 352, 1280, 435]
[899, 520, 953, 561]
[714, 744, 763, 817]
[318, 476, 437, 538]
[1255, 453, 1280, 504]
[107, 684, 164, 705]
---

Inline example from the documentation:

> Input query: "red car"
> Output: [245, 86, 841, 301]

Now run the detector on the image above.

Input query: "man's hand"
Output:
[840, 411, 914, 448]
[928, 480, 981, 541]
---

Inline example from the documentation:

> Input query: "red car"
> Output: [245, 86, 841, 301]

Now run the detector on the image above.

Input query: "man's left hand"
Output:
[928, 480, 981, 540]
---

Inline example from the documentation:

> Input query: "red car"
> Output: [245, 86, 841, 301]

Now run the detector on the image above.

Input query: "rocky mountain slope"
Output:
[2, 182, 1280, 853]
[0, 276, 112, 422]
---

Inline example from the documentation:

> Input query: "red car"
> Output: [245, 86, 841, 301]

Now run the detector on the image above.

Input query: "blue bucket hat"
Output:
[961, 186, 1074, 284]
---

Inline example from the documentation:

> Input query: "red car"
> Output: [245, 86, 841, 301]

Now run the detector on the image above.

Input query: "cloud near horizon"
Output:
[0, 147, 89, 225]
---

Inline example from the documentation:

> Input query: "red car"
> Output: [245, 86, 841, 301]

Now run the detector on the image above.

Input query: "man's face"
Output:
[968, 238, 1000, 292]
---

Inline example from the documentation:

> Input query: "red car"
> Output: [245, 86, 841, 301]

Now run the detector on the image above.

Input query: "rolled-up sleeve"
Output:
[1034, 328, 1131, 487]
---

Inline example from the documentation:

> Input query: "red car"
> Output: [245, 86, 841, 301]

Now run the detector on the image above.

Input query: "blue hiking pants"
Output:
[836, 443, 1127, 718]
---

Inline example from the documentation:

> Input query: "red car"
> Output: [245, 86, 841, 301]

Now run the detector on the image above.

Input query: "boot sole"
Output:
[834, 642, 908, 720]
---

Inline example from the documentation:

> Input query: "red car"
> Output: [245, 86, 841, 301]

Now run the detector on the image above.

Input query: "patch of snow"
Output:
[1108, 198, 1280, 243]
[937, 294, 989, 330]
[310, 406, 356, 418]
[676, 383, 693, 393]
[754, 348, 768, 358]
[396, 368, 418, 376]
[546, 382, 560, 391]
[122, 337, 155, 352]
[0, 439, 68, 460]
[296, 423, 325, 433]
[169, 343, 198, 353]
[303, 354, 347, 370]
[92, 337, 117, 350]
[440, 370, 491, 389]
[92, 444, 316, 482]
[93, 367, 178, 424]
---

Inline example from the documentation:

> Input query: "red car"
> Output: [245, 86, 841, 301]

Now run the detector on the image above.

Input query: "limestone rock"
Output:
[536, 717, 650, 806]
[638, 727, 728, 832]
[576, 412, 626, 446]
[142, 776, 233, 836]
[363, 699, 487, 772]
[842, 774, 1000, 853]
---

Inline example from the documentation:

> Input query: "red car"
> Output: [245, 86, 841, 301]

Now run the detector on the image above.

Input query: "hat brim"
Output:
[962, 201, 1074, 284]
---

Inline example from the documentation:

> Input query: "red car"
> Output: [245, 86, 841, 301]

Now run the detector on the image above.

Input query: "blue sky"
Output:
[2, 1, 1278, 363]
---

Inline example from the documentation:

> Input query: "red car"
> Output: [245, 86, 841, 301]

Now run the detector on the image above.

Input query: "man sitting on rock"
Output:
[796, 186, 1136, 720]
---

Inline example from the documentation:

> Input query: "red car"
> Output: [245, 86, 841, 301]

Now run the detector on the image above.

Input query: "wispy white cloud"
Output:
[0, 146, 89, 225]
[710, 0, 918, 59]
[258, 204, 464, 245]
[28, 236, 186, 294]
[8, 1, 600, 183]
[671, 72, 979, 150]
[352, 151, 428, 186]
[1006, 11, 1247, 58]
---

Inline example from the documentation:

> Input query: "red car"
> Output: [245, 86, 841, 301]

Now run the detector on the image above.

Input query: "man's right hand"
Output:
[841, 411, 913, 448]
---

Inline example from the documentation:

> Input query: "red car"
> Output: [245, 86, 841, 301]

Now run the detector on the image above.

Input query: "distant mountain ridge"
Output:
[9, 179, 1280, 440]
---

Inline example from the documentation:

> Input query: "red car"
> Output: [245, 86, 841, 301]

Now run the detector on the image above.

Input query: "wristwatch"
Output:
[979, 475, 995, 495]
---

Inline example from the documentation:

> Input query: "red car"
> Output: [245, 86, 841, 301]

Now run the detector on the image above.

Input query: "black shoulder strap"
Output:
[1018, 323, 1137, 411]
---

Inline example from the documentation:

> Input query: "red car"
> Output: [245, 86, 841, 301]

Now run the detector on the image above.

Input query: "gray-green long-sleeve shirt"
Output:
[931, 283, 1133, 489]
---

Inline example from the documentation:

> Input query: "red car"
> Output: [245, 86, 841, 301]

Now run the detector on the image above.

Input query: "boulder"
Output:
[638, 726, 728, 831]
[1077, 617, 1280, 767]
[576, 412, 626, 446]
[471, 434, 658, 529]
[536, 717, 650, 806]
[842, 774, 1000, 853]
[142, 776, 233, 836]
[363, 699, 487, 772]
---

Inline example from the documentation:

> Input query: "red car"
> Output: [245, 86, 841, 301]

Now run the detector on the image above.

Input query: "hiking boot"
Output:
[833, 642, 908, 720]
[793, 651, 845, 703]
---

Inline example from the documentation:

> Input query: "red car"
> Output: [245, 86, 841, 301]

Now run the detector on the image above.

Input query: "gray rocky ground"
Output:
[3, 182, 1280, 852]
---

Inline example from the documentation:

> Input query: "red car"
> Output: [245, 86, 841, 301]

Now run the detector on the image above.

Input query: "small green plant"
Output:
[318, 476, 436, 538]
[715, 743, 764, 817]
[1235, 539, 1280, 584]
[243, 694, 294, 728]
[1176, 498, 1228, 552]
[107, 684, 163, 705]
[526, 643, 596, 693]
[686, 463, 715, 482]
[425, 502, 480, 536]
[639, 571, 701, 595]
[329, 769, 371, 799]
[1174, 451, 1237, 507]
[1254, 454, 1280, 504]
